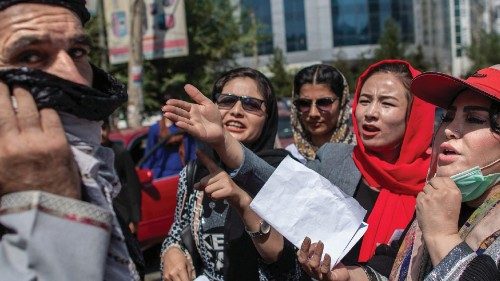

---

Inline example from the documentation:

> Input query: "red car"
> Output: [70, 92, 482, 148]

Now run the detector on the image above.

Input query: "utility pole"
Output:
[127, 0, 146, 128]
[97, 0, 109, 71]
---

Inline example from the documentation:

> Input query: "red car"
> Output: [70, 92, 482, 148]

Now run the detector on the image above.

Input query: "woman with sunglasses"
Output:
[390, 66, 500, 281]
[162, 60, 435, 280]
[161, 67, 289, 281]
[287, 64, 355, 164]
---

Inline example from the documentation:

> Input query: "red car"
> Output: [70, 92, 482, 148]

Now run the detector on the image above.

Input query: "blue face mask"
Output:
[450, 158, 500, 202]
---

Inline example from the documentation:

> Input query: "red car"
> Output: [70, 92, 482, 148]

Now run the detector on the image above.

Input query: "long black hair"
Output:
[293, 64, 345, 103]
[211, 67, 278, 153]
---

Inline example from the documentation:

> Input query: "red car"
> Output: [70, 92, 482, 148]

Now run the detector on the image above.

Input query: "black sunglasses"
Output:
[215, 93, 265, 113]
[293, 97, 338, 113]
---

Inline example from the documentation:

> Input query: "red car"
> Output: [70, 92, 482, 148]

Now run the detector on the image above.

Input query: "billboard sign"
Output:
[104, 0, 189, 64]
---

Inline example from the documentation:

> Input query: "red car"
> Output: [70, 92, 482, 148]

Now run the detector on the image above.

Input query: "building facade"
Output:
[235, 0, 498, 76]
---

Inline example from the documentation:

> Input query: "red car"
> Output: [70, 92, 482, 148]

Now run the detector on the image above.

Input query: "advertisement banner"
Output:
[104, 0, 189, 64]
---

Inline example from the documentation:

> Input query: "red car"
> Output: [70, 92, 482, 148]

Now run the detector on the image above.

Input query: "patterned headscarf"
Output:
[290, 64, 355, 160]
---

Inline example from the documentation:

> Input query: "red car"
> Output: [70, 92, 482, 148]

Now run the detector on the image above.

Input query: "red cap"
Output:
[411, 66, 500, 109]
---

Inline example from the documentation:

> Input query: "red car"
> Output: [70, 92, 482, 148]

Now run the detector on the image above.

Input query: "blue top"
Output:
[140, 122, 197, 178]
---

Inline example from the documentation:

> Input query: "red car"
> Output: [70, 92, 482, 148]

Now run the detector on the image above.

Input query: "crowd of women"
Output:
[159, 59, 500, 281]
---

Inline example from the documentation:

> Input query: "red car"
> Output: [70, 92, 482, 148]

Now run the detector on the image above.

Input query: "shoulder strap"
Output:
[185, 160, 198, 195]
[180, 159, 203, 271]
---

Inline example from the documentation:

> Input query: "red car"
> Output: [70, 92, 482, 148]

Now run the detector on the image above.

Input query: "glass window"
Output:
[241, 0, 274, 55]
[331, 0, 414, 46]
[284, 0, 307, 52]
[442, 0, 451, 48]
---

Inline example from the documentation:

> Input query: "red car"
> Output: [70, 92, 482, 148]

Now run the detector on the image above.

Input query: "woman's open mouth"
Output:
[438, 143, 460, 164]
[225, 120, 246, 133]
[361, 124, 380, 137]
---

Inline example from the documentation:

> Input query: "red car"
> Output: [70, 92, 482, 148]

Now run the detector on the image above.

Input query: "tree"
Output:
[374, 18, 405, 61]
[408, 45, 429, 71]
[161, 0, 245, 95]
[86, 0, 247, 119]
[127, 0, 146, 128]
[370, 18, 429, 71]
[267, 48, 293, 98]
[85, 13, 108, 70]
[467, 30, 500, 74]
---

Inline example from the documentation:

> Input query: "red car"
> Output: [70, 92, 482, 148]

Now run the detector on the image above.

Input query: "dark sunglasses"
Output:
[215, 93, 265, 113]
[293, 97, 338, 113]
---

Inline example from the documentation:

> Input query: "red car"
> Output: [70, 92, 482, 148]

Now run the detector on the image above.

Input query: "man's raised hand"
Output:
[0, 84, 80, 198]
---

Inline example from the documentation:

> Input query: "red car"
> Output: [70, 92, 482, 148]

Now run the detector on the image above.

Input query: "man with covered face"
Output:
[0, 1, 138, 280]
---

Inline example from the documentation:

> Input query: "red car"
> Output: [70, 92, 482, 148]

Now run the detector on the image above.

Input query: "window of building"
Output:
[284, 0, 307, 52]
[241, 0, 274, 55]
[442, 0, 451, 49]
[331, 0, 414, 46]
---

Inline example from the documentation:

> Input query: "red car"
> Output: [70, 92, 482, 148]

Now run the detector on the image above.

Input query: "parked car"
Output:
[109, 116, 294, 248]
[277, 100, 293, 148]
[108, 127, 179, 248]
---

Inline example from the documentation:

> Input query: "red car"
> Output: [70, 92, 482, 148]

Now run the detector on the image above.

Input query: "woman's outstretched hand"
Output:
[162, 84, 224, 146]
[162, 84, 244, 169]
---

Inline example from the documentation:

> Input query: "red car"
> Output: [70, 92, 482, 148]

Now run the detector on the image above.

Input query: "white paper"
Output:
[250, 156, 368, 267]
[194, 275, 210, 281]
[336, 222, 368, 265]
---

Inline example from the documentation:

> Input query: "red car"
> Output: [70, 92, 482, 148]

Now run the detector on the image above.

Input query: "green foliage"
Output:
[332, 48, 381, 96]
[374, 18, 405, 60]
[372, 18, 429, 71]
[157, 0, 244, 96]
[85, 16, 105, 68]
[408, 45, 429, 71]
[467, 30, 500, 74]
[267, 48, 293, 98]
[240, 7, 272, 58]
[86, 0, 246, 115]
[332, 19, 430, 95]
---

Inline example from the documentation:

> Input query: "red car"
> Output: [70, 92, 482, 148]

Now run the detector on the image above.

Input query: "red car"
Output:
[109, 117, 294, 248]
[109, 127, 179, 248]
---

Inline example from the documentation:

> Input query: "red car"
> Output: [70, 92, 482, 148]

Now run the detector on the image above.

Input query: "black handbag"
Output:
[180, 160, 203, 271]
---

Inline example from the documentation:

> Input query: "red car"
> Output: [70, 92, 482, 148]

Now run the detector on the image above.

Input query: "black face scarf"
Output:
[0, 0, 90, 24]
[0, 65, 127, 121]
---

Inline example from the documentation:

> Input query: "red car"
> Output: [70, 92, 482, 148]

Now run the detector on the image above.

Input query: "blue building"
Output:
[237, 0, 415, 67]
[236, 0, 494, 76]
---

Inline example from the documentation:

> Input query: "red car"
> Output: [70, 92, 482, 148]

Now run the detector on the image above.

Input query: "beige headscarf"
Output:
[290, 66, 355, 160]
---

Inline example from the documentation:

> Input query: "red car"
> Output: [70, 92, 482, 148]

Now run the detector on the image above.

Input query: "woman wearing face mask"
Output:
[287, 64, 355, 163]
[160, 68, 289, 281]
[390, 66, 500, 281]
[161, 60, 436, 280]
[294, 60, 436, 280]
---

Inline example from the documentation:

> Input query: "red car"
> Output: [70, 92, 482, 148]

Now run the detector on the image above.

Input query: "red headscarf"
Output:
[351, 60, 435, 262]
